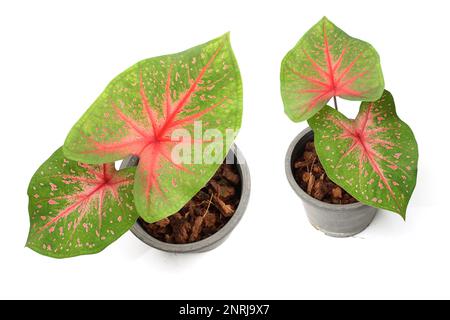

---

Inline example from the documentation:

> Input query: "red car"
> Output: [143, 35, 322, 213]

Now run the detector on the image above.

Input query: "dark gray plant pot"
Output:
[285, 127, 377, 238]
[121, 144, 250, 253]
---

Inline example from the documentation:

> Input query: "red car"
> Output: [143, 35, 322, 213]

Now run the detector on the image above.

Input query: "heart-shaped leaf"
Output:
[63, 33, 242, 222]
[308, 91, 418, 218]
[27, 148, 137, 258]
[281, 17, 384, 122]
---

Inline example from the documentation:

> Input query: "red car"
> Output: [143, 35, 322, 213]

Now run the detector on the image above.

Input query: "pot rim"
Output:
[285, 127, 366, 211]
[123, 144, 251, 253]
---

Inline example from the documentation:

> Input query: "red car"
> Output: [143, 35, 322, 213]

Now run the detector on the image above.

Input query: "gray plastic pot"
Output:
[285, 127, 377, 238]
[121, 144, 250, 253]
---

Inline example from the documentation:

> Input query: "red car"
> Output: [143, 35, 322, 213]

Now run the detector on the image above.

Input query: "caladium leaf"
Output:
[27, 148, 137, 258]
[281, 17, 385, 122]
[308, 91, 418, 218]
[63, 33, 242, 222]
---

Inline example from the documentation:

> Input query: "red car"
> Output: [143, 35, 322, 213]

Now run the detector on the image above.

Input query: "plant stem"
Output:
[333, 96, 339, 111]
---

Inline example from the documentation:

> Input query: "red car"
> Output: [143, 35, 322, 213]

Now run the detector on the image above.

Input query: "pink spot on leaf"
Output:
[38, 163, 133, 234]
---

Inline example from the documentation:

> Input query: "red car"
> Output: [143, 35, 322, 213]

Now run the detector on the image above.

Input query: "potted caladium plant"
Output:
[27, 33, 250, 258]
[281, 17, 418, 237]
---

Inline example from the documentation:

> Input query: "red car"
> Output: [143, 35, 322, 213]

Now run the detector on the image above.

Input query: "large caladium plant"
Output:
[63, 33, 242, 222]
[280, 17, 384, 122]
[27, 148, 137, 258]
[308, 91, 418, 218]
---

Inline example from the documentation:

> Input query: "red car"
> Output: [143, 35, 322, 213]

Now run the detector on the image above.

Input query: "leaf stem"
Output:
[333, 96, 339, 111]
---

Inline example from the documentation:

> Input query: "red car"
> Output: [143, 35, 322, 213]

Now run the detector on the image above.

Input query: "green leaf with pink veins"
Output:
[281, 16, 385, 122]
[27, 148, 137, 258]
[308, 91, 418, 218]
[63, 33, 242, 222]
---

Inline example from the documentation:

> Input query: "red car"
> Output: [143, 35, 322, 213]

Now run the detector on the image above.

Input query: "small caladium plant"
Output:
[27, 148, 137, 258]
[281, 18, 418, 218]
[308, 91, 418, 218]
[280, 17, 384, 122]
[63, 33, 242, 222]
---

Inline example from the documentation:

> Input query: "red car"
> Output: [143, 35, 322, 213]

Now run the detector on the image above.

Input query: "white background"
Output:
[0, 0, 448, 300]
